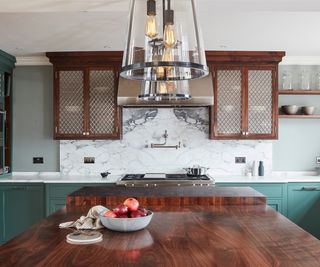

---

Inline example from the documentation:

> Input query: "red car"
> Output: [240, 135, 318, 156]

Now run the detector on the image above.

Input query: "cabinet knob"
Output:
[83, 132, 86, 135]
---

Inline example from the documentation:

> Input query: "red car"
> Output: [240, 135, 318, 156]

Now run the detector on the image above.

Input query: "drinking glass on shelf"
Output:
[299, 70, 310, 90]
[281, 71, 292, 89]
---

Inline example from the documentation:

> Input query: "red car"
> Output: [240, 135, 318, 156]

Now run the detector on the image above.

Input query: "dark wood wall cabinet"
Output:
[47, 52, 123, 140]
[206, 51, 285, 140]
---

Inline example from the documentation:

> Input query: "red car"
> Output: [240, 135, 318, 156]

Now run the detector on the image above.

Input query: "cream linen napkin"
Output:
[59, 205, 107, 230]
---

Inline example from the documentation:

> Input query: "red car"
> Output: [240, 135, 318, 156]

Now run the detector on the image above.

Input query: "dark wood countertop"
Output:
[67, 186, 266, 207]
[1, 205, 320, 267]
[1, 187, 320, 267]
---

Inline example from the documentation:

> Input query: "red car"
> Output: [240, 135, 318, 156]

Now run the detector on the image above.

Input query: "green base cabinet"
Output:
[0, 184, 44, 244]
[216, 183, 288, 216]
[288, 183, 320, 239]
[45, 183, 112, 216]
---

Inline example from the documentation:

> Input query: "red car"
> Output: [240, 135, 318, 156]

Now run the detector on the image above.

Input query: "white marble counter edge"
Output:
[0, 171, 319, 183]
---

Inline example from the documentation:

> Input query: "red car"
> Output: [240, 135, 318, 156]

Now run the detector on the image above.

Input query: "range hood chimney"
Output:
[117, 74, 214, 106]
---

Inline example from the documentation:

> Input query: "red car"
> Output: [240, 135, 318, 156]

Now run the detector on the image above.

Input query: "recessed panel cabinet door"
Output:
[247, 69, 277, 138]
[56, 70, 85, 137]
[288, 184, 320, 239]
[1, 185, 44, 243]
[214, 69, 243, 138]
[88, 69, 120, 138]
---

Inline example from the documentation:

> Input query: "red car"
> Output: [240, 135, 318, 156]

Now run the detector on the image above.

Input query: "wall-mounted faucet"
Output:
[150, 130, 181, 149]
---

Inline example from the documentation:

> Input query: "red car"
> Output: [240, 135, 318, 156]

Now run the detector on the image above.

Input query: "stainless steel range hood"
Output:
[117, 74, 214, 106]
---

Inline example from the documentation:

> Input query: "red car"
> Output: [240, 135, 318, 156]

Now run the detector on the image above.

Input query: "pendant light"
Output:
[121, 0, 208, 82]
[139, 80, 191, 101]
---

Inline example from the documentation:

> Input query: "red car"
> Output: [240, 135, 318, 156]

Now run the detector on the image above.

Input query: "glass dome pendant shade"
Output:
[121, 0, 209, 82]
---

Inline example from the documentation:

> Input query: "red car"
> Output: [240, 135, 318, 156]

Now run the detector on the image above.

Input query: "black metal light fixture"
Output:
[121, 0, 208, 83]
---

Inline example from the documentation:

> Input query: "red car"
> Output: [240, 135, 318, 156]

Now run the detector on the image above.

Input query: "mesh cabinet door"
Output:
[215, 69, 243, 137]
[248, 69, 275, 137]
[88, 69, 119, 138]
[57, 70, 85, 136]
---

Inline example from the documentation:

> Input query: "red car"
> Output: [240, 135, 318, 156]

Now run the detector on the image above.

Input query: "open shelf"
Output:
[279, 90, 320, 95]
[279, 114, 320, 119]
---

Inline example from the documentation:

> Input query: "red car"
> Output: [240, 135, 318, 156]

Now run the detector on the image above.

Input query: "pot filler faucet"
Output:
[150, 130, 181, 149]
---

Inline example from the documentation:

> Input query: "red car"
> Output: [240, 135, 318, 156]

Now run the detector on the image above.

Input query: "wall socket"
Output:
[84, 157, 95, 164]
[235, 157, 246, 164]
[317, 157, 320, 164]
[33, 157, 44, 164]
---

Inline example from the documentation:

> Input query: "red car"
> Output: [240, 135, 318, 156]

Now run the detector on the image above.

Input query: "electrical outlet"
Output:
[235, 157, 246, 164]
[84, 157, 95, 164]
[317, 157, 320, 164]
[33, 157, 44, 164]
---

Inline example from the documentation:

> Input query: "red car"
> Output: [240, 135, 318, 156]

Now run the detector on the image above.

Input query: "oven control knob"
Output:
[145, 184, 149, 187]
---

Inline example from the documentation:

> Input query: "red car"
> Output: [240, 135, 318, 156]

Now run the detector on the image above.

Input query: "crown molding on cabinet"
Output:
[15, 55, 320, 66]
[15, 56, 52, 66]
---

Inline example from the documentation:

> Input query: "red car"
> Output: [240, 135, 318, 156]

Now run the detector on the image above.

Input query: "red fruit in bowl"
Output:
[117, 214, 129, 218]
[113, 204, 129, 216]
[137, 207, 148, 216]
[130, 210, 146, 218]
[104, 210, 117, 218]
[123, 198, 139, 211]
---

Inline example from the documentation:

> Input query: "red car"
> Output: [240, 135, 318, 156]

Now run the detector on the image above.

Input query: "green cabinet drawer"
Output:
[288, 183, 320, 239]
[47, 184, 95, 198]
[217, 183, 284, 198]
[45, 183, 110, 216]
[216, 183, 287, 215]
[48, 199, 66, 215]
[267, 199, 283, 212]
[0, 184, 44, 244]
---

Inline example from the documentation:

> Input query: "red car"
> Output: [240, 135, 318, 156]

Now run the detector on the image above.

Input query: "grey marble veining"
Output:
[60, 108, 272, 176]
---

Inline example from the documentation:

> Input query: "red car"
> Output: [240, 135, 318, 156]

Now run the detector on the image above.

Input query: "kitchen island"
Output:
[1, 186, 320, 267]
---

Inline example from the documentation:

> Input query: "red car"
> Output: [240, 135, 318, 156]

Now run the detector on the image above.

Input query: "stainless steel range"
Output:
[116, 173, 215, 187]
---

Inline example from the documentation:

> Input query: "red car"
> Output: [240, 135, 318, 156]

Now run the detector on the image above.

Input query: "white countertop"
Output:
[0, 173, 122, 184]
[0, 172, 320, 184]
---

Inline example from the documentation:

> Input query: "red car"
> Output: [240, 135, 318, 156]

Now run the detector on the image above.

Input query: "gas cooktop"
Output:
[116, 173, 215, 187]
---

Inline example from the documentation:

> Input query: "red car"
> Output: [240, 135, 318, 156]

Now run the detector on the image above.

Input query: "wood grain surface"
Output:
[66, 186, 266, 208]
[1, 204, 320, 267]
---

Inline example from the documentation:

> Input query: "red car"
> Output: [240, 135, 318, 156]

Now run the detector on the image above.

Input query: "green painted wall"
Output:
[12, 66, 59, 171]
[274, 65, 320, 171]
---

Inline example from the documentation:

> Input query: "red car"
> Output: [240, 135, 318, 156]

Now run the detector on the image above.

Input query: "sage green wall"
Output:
[273, 65, 320, 171]
[273, 95, 320, 171]
[10, 66, 320, 172]
[12, 66, 59, 171]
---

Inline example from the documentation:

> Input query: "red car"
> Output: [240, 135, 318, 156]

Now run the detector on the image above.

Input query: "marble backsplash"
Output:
[60, 108, 272, 176]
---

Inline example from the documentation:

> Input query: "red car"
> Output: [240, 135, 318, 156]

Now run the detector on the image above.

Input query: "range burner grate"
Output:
[121, 174, 211, 181]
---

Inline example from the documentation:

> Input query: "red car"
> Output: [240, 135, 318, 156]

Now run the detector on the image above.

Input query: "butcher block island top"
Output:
[1, 186, 320, 267]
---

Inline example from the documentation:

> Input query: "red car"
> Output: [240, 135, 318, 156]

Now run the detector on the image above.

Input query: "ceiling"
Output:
[1, 0, 320, 57]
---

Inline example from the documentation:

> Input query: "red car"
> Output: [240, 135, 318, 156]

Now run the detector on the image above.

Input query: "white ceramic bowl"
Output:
[302, 106, 316, 115]
[282, 105, 299, 115]
[99, 211, 153, 232]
